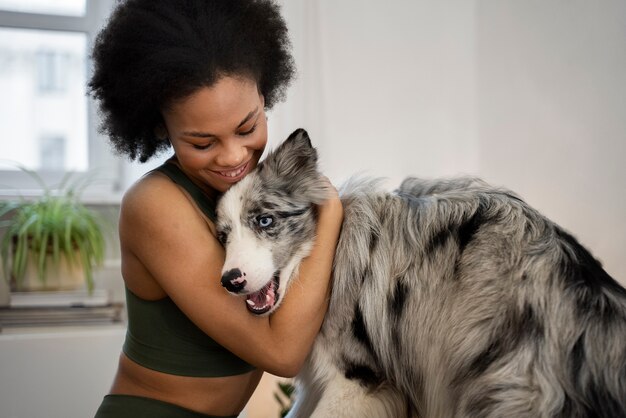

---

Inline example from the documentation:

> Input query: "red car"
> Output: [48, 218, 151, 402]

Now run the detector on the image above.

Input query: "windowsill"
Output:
[0, 322, 126, 337]
[0, 189, 124, 205]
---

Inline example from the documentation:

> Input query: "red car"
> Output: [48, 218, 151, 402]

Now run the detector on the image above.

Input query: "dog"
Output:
[216, 129, 626, 417]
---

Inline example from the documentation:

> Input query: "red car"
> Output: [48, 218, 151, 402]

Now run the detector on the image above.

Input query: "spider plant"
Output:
[0, 165, 105, 293]
[274, 381, 296, 417]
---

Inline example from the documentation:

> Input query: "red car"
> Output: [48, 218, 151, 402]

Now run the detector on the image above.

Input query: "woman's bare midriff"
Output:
[110, 353, 263, 416]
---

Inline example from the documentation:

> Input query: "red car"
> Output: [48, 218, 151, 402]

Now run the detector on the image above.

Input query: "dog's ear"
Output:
[264, 128, 318, 178]
[260, 129, 328, 204]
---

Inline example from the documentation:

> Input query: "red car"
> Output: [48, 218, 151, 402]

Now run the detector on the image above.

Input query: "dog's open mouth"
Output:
[245, 272, 280, 315]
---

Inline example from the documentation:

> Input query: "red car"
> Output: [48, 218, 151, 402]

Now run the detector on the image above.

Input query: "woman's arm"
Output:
[264, 185, 343, 375]
[120, 174, 343, 377]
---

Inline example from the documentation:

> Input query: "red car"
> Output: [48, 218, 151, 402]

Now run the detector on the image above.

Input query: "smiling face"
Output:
[162, 76, 268, 194]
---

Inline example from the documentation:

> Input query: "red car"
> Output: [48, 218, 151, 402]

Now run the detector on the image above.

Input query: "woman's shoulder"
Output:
[123, 169, 172, 204]
[123, 168, 196, 209]
[119, 171, 219, 299]
[120, 170, 211, 233]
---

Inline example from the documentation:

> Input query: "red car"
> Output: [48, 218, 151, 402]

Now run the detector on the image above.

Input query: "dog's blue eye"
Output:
[258, 215, 274, 228]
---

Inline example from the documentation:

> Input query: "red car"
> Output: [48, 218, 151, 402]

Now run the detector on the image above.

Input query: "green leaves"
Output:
[274, 381, 296, 417]
[0, 166, 106, 293]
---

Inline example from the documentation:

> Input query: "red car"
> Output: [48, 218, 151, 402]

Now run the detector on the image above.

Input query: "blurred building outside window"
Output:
[0, 0, 85, 16]
[0, 0, 119, 199]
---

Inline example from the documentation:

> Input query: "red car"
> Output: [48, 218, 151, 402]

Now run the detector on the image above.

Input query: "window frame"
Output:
[0, 0, 122, 203]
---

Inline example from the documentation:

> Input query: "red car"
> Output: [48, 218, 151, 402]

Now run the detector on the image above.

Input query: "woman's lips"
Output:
[213, 161, 250, 182]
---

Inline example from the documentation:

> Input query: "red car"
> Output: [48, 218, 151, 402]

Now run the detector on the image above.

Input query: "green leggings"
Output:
[94, 394, 238, 418]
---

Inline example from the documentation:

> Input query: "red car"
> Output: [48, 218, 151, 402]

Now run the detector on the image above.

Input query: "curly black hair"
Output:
[88, 0, 295, 162]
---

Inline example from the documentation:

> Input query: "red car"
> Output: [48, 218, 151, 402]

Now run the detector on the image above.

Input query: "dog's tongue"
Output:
[245, 280, 276, 314]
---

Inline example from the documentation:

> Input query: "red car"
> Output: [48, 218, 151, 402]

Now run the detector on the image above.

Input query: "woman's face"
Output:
[163, 76, 267, 194]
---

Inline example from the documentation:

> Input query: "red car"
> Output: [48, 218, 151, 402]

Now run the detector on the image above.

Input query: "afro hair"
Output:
[88, 0, 295, 162]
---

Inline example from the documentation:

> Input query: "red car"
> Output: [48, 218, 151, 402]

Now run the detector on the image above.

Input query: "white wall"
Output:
[476, 0, 626, 284]
[267, 0, 625, 283]
[0, 326, 126, 418]
[272, 0, 479, 183]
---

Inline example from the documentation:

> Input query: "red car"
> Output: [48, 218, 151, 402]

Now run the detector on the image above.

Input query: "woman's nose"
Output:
[216, 139, 246, 167]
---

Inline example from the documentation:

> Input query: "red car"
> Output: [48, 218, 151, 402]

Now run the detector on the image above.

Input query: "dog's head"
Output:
[216, 129, 329, 315]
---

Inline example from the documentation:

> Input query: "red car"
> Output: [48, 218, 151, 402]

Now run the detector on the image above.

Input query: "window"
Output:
[39, 136, 66, 170]
[0, 0, 120, 199]
[0, 0, 86, 17]
[1, 27, 87, 171]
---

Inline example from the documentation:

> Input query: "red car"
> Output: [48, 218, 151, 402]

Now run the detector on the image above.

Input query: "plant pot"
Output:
[11, 252, 85, 292]
[1, 170, 106, 294]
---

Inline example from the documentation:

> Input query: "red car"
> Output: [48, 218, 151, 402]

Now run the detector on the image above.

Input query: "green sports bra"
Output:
[122, 161, 256, 377]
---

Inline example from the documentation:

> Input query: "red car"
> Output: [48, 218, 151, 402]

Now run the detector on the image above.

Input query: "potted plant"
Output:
[274, 381, 296, 417]
[0, 166, 106, 293]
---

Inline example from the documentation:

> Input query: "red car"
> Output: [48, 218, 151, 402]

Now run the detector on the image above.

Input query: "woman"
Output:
[89, 1, 343, 417]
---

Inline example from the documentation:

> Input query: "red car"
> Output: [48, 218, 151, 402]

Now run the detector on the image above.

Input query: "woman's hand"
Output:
[318, 176, 344, 232]
[262, 175, 343, 375]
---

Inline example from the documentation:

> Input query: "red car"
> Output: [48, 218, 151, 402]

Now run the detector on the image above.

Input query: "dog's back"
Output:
[396, 177, 626, 416]
[302, 176, 626, 417]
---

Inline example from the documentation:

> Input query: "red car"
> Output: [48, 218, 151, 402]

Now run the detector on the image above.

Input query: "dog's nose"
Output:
[221, 268, 247, 293]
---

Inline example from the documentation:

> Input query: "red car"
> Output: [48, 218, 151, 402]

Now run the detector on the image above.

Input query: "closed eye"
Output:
[193, 143, 214, 150]
[238, 123, 257, 136]
[190, 125, 256, 149]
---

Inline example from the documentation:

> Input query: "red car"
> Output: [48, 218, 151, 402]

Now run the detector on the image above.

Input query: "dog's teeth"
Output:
[246, 299, 255, 306]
